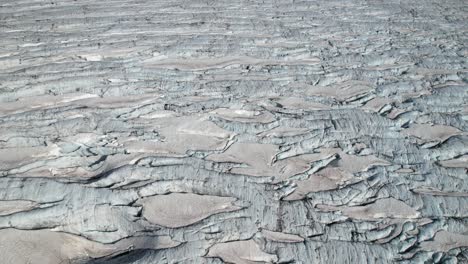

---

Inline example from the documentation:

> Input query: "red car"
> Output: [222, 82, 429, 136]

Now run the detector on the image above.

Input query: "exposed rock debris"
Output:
[0, 0, 467, 263]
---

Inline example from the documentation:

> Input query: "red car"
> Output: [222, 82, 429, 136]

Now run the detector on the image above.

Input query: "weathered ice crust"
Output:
[0, 228, 180, 264]
[206, 239, 279, 264]
[137, 193, 241, 228]
[0, 0, 467, 263]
